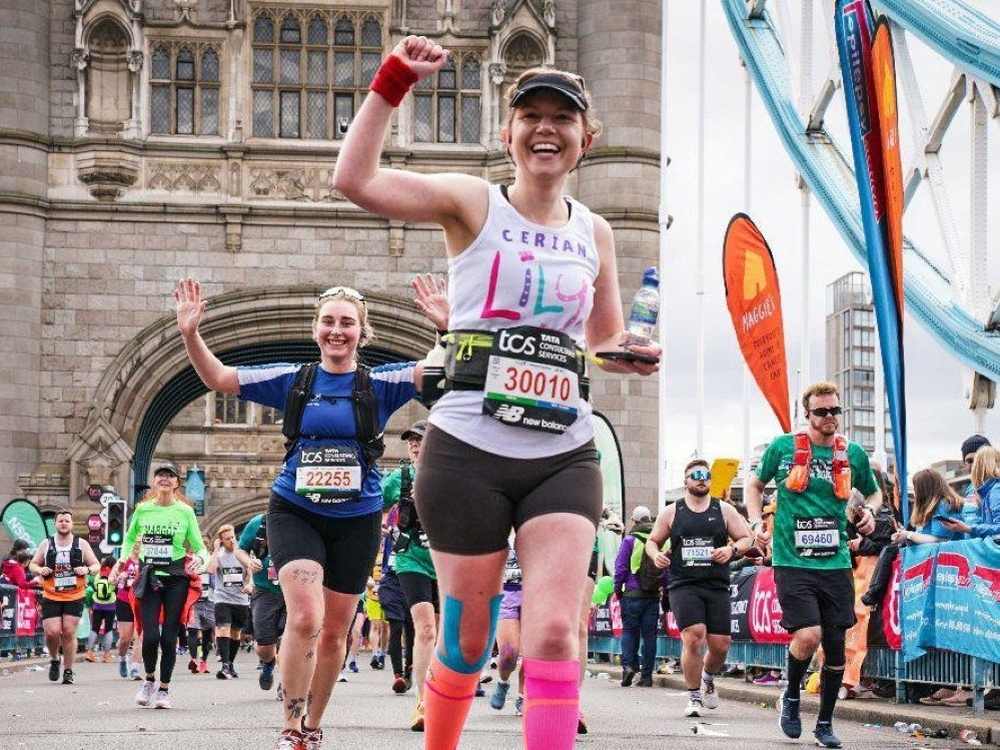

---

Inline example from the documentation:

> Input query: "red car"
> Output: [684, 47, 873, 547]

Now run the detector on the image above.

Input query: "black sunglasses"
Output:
[810, 406, 842, 417]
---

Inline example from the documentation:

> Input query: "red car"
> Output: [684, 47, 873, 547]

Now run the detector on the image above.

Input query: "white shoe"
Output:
[135, 680, 156, 707]
[153, 689, 171, 709]
[684, 698, 703, 717]
[701, 680, 719, 709]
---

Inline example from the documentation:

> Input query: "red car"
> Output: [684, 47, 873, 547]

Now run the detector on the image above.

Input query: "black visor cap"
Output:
[509, 73, 588, 111]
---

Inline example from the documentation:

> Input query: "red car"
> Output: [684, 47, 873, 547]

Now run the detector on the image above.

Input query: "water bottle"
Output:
[420, 339, 447, 406]
[627, 267, 660, 345]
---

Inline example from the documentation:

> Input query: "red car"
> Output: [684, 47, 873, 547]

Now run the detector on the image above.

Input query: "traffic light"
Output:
[105, 499, 127, 548]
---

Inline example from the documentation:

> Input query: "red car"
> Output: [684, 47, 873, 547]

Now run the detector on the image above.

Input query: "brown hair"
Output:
[683, 459, 709, 475]
[910, 468, 962, 527]
[971, 446, 1000, 488]
[802, 381, 839, 412]
[54, 508, 73, 520]
[502, 68, 603, 138]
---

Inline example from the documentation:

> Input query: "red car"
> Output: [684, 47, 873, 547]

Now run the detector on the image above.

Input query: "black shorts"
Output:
[267, 492, 381, 595]
[774, 566, 856, 632]
[398, 571, 439, 613]
[115, 599, 134, 623]
[414, 425, 602, 555]
[214, 602, 250, 631]
[378, 571, 410, 622]
[250, 589, 286, 647]
[668, 585, 731, 635]
[41, 598, 84, 620]
[90, 608, 115, 634]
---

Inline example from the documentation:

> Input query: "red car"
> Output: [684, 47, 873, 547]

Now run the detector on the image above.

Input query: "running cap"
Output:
[400, 420, 428, 441]
[509, 72, 589, 111]
[631, 505, 652, 523]
[153, 462, 181, 478]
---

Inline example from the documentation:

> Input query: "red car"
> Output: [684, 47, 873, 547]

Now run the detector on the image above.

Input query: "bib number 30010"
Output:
[482, 327, 580, 434]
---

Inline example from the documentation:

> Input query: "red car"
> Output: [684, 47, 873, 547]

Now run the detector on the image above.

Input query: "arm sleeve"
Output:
[238, 517, 259, 553]
[381, 469, 401, 507]
[849, 445, 879, 495]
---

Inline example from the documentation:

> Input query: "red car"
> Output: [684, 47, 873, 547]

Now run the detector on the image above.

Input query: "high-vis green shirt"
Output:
[122, 499, 209, 574]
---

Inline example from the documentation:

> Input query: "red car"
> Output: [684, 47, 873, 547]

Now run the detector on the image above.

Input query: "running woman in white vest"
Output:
[334, 36, 660, 750]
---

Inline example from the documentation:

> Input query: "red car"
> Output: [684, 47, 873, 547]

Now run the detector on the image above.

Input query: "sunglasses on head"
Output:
[319, 286, 366, 304]
[810, 406, 842, 418]
[686, 469, 711, 482]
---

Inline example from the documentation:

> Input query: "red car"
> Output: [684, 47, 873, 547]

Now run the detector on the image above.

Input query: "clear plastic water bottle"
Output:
[420, 339, 447, 406]
[627, 267, 660, 345]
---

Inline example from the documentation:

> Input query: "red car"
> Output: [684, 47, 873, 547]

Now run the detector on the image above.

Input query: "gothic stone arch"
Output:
[67, 286, 434, 506]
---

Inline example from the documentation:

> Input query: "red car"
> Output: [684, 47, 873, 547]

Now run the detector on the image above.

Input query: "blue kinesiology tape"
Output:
[437, 593, 503, 674]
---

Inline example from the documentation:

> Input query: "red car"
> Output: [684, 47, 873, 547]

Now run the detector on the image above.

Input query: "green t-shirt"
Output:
[755, 433, 878, 570]
[122, 499, 209, 574]
[381, 465, 436, 579]
[238, 513, 281, 594]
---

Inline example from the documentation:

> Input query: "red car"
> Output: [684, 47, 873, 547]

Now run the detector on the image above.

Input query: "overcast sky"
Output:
[656, 0, 1000, 487]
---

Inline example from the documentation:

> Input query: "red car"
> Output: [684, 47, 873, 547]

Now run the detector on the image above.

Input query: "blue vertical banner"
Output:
[834, 0, 907, 517]
[185, 466, 206, 516]
[899, 543, 936, 663]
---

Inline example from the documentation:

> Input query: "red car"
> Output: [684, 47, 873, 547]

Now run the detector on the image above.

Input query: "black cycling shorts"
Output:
[398, 571, 440, 612]
[267, 493, 381, 595]
[41, 598, 84, 620]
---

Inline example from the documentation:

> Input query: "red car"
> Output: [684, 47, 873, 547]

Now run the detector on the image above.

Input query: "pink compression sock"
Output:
[423, 652, 480, 750]
[522, 657, 580, 750]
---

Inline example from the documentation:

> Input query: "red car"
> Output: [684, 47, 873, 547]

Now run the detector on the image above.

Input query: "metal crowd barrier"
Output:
[587, 635, 999, 715]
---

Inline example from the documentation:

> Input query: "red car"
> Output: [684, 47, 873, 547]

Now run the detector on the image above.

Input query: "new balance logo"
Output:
[493, 404, 525, 423]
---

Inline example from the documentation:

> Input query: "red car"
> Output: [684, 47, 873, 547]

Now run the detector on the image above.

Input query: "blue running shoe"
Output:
[490, 680, 510, 710]
[119, 659, 128, 679]
[813, 723, 843, 748]
[259, 660, 275, 690]
[777, 689, 802, 738]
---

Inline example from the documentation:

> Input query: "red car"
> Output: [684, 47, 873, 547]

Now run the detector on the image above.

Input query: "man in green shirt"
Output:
[745, 381, 881, 749]
[381, 420, 438, 732]
[237, 513, 285, 692]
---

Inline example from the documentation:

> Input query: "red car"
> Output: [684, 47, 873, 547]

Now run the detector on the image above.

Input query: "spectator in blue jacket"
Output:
[940, 445, 1000, 539]
[613, 506, 664, 688]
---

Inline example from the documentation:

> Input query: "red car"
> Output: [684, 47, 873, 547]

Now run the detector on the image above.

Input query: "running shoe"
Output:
[153, 689, 171, 709]
[48, 660, 60, 682]
[177, 646, 187, 655]
[199, 660, 210, 674]
[276, 729, 306, 750]
[130, 666, 141, 681]
[370, 654, 381, 670]
[217, 666, 231, 680]
[62, 669, 74, 685]
[701, 678, 719, 709]
[102, 652, 111, 663]
[813, 723, 843, 748]
[490, 680, 510, 710]
[577, 711, 588, 735]
[410, 702, 425, 732]
[392, 674, 408, 694]
[135, 680, 156, 707]
[514, 695, 524, 715]
[753, 671, 782, 686]
[684, 698, 702, 717]
[228, 664, 240, 679]
[300, 724, 322, 750]
[777, 689, 802, 738]
[188, 658, 200, 674]
[84, 650, 97, 663]
[119, 659, 128, 679]
[260, 660, 275, 691]
[348, 660, 359, 673]
[620, 667, 637, 687]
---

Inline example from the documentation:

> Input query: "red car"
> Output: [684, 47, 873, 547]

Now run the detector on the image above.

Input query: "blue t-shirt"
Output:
[238, 362, 417, 518]
[920, 498, 965, 541]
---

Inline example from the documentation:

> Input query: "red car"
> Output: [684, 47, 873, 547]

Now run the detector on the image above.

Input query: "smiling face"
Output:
[312, 297, 365, 369]
[153, 470, 179, 493]
[503, 90, 590, 180]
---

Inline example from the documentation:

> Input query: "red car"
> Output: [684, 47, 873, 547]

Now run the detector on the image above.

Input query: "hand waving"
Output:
[175, 277, 207, 338]
[411, 273, 449, 331]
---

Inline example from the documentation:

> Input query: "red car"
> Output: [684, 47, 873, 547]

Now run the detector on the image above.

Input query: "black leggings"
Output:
[186, 627, 214, 660]
[388, 616, 414, 676]
[139, 574, 189, 683]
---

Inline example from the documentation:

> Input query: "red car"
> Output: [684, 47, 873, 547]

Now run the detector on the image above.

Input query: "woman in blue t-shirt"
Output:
[892, 468, 965, 545]
[175, 277, 424, 750]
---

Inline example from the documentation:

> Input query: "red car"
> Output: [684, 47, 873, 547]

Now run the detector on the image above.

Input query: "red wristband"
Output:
[370, 55, 419, 107]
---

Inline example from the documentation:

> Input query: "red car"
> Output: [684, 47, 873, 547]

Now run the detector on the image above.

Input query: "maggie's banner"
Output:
[722, 213, 791, 433]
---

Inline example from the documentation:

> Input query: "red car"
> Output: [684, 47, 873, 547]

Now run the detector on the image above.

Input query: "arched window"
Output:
[413, 53, 482, 144]
[149, 43, 222, 135]
[252, 10, 385, 140]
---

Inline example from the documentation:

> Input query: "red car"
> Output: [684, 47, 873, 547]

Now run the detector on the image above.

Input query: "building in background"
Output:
[825, 271, 894, 470]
